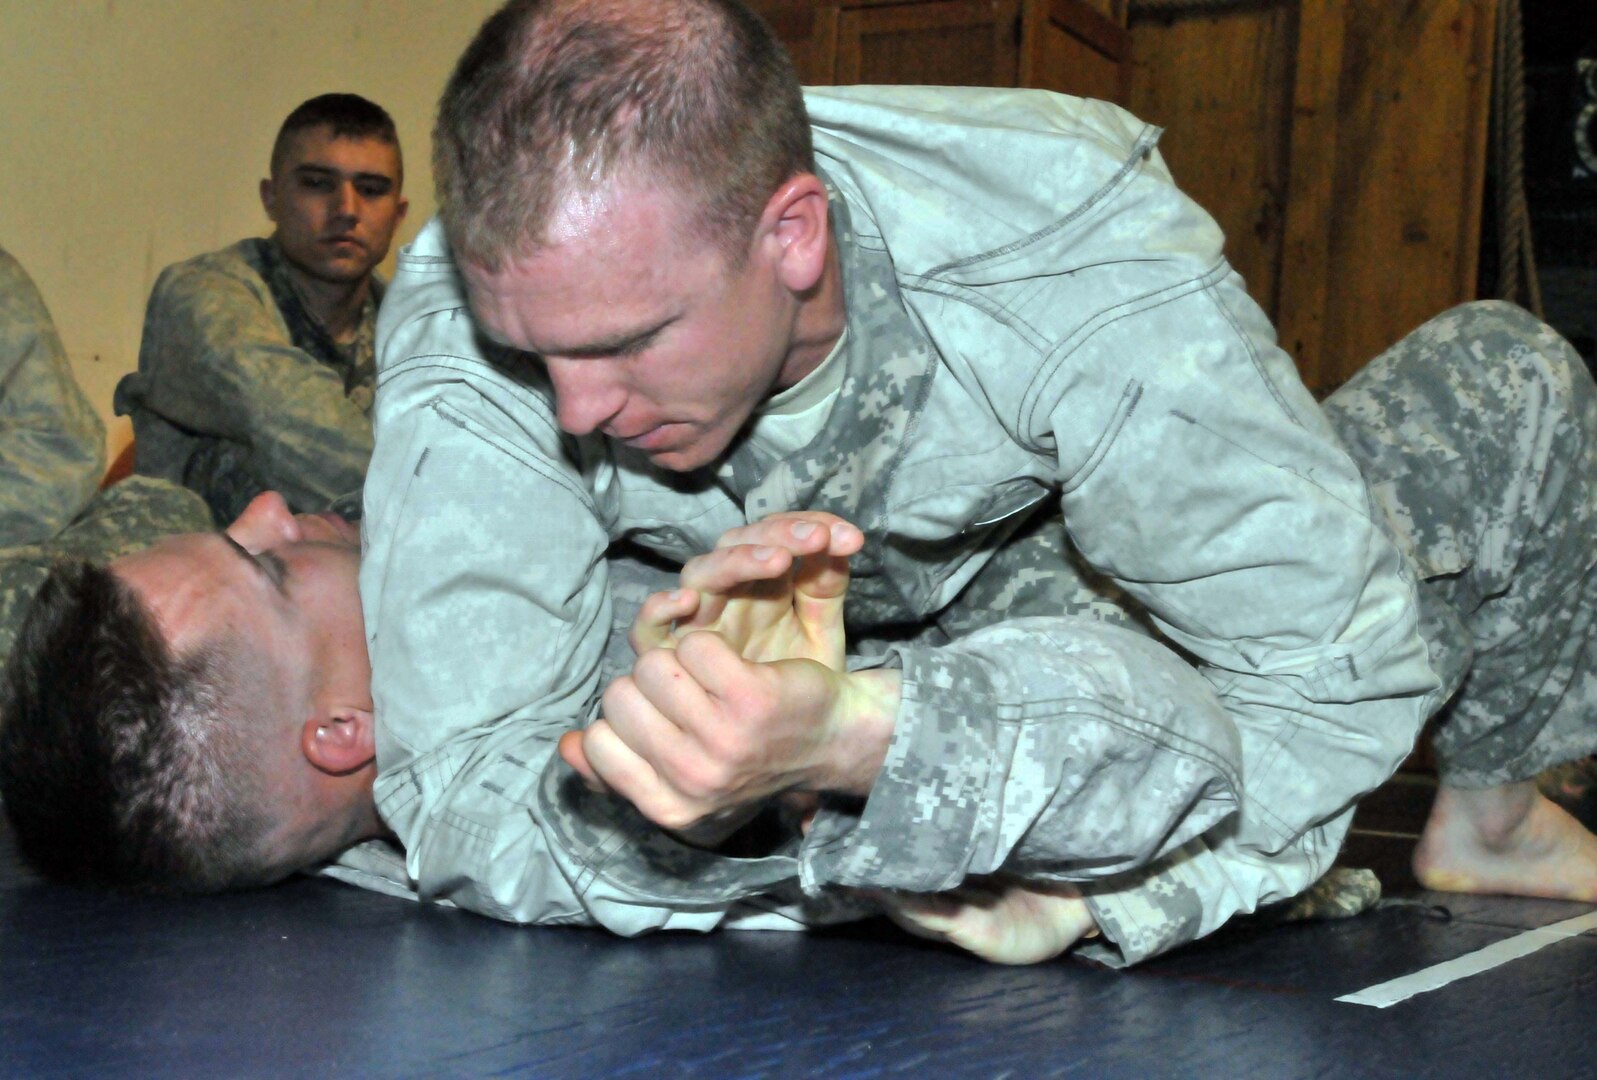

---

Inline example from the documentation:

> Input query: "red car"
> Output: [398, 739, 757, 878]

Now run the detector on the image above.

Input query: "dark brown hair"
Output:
[0, 562, 276, 892]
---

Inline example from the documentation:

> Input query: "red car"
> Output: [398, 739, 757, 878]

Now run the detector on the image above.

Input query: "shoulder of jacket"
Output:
[154, 239, 270, 298]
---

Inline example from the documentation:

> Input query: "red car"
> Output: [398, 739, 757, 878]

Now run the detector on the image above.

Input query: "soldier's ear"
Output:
[763, 172, 829, 295]
[260, 177, 278, 223]
[301, 708, 375, 776]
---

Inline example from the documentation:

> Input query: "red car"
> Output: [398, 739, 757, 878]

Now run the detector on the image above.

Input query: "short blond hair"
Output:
[433, 0, 813, 270]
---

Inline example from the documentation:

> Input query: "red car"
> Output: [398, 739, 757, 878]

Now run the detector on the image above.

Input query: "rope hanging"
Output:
[1491, 0, 1543, 317]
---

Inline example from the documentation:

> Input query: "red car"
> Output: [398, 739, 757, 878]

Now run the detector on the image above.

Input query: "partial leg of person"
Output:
[0, 477, 210, 666]
[1323, 300, 1597, 902]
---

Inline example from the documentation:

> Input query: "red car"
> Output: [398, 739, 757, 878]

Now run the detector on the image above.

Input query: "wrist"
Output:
[819, 668, 901, 797]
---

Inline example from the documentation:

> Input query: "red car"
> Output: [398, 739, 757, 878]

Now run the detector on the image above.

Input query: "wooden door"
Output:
[754, 1, 842, 84]
[1127, 2, 1299, 323]
[751, 0, 1130, 101]
[1129, 0, 1497, 395]
[1299, 0, 1496, 394]
[1022, 0, 1132, 104]
[835, 0, 1023, 87]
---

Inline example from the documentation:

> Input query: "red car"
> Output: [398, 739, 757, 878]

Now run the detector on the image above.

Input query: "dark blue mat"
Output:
[3, 813, 1594, 1080]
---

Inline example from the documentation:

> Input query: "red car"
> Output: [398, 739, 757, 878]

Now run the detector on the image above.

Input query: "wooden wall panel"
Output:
[1315, 0, 1496, 391]
[1023, 0, 1132, 103]
[1127, 2, 1298, 321]
[754, 0, 1495, 397]
[752, 0, 1127, 94]
[1273, 0, 1346, 393]
[836, 0, 1022, 87]
[1088, 0, 1127, 22]
[757, 2, 841, 85]
[1130, 0, 1495, 395]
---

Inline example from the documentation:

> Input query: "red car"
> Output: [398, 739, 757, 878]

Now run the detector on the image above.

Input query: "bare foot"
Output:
[874, 877, 1098, 965]
[1412, 780, 1597, 902]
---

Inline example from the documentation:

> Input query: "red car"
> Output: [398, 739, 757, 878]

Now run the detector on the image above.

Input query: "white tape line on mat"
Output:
[1337, 909, 1597, 1009]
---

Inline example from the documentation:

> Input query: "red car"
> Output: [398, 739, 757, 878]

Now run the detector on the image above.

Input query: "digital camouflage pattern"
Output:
[1078, 301, 1597, 958]
[1324, 302, 1597, 788]
[1279, 303, 1597, 926]
[0, 246, 212, 668]
[0, 245, 104, 548]
[1270, 866, 1383, 924]
[0, 477, 211, 665]
[729, 188, 1248, 913]
[115, 237, 380, 525]
[359, 87, 1594, 966]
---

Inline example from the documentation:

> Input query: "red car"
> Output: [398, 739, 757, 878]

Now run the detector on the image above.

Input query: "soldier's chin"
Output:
[647, 438, 725, 473]
[300, 258, 376, 286]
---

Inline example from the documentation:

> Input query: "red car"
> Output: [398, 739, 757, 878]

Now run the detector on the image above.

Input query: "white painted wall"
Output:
[0, 0, 504, 455]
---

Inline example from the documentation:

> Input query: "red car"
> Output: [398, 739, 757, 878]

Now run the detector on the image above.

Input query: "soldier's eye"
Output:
[255, 552, 290, 595]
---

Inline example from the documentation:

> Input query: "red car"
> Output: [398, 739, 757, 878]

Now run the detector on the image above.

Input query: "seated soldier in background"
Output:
[114, 93, 407, 525]
[0, 244, 210, 668]
[1, 300, 1594, 965]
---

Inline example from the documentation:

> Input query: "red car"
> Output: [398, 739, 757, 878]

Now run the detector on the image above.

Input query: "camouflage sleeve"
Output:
[0, 246, 105, 546]
[130, 259, 371, 513]
[360, 377, 611, 870]
[794, 618, 1243, 899]
[360, 325, 825, 931]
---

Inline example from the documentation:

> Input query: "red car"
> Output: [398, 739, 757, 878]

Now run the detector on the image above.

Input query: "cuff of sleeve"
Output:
[536, 757, 801, 906]
[1074, 809, 1349, 967]
[799, 645, 1003, 894]
[1074, 838, 1217, 967]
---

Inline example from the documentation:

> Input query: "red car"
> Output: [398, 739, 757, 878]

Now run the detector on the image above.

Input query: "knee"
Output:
[1438, 299, 1542, 334]
[1436, 300, 1588, 391]
[1397, 303, 1594, 446]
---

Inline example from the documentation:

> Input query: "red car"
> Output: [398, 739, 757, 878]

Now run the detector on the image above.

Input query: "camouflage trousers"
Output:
[0, 476, 210, 668]
[1324, 300, 1597, 786]
[921, 301, 1597, 960]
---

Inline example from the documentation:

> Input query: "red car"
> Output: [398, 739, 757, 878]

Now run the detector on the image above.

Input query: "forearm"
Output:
[813, 666, 900, 796]
[151, 344, 372, 513]
[805, 618, 1377, 967]
[393, 717, 878, 937]
[235, 410, 373, 513]
[379, 725, 774, 932]
[362, 409, 612, 848]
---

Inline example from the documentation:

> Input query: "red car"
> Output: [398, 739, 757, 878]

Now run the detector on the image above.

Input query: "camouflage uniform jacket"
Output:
[114, 237, 380, 524]
[359, 86, 1443, 964]
[0, 245, 104, 547]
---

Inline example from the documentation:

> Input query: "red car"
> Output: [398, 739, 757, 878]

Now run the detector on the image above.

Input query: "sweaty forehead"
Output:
[463, 193, 715, 351]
